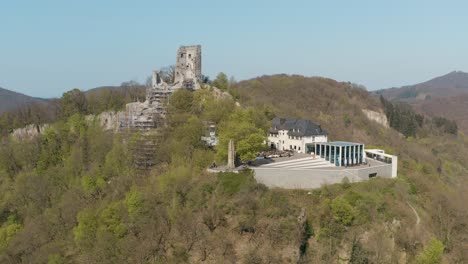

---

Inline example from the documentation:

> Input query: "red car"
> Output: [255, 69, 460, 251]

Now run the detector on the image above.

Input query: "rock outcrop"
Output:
[11, 124, 49, 140]
[11, 111, 124, 140]
[363, 109, 389, 128]
[86, 111, 124, 132]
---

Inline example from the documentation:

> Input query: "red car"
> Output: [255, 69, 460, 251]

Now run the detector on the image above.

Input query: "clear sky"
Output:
[1, 0, 467, 98]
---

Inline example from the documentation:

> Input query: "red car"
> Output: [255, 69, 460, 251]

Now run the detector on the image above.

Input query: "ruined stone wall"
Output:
[119, 45, 202, 131]
[174, 45, 202, 90]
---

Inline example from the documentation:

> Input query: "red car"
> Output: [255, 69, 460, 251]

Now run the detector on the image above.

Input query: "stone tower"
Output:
[174, 45, 202, 90]
[120, 45, 202, 131]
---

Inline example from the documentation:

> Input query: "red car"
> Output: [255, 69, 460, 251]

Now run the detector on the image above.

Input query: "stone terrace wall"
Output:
[253, 164, 393, 189]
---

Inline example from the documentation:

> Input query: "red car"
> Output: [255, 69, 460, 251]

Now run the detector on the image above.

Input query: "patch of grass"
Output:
[218, 171, 255, 195]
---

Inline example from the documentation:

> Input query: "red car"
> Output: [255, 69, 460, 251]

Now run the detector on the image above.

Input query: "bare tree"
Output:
[160, 65, 176, 83]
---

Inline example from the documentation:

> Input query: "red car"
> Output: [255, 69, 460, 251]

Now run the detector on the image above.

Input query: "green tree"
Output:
[103, 137, 130, 179]
[330, 198, 355, 226]
[414, 237, 445, 264]
[74, 209, 98, 250]
[212, 72, 229, 91]
[0, 216, 22, 253]
[59, 89, 88, 119]
[217, 107, 268, 162]
[37, 128, 64, 173]
[98, 202, 127, 238]
[125, 188, 144, 219]
[169, 89, 194, 114]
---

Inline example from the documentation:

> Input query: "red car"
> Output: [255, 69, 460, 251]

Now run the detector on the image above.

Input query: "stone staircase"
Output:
[261, 157, 334, 169]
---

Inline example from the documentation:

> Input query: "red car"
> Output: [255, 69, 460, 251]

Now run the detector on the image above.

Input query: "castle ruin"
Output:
[174, 45, 202, 90]
[120, 45, 202, 130]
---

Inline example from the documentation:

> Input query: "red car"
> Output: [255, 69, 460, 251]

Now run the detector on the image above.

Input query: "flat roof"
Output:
[364, 149, 395, 158]
[318, 141, 363, 147]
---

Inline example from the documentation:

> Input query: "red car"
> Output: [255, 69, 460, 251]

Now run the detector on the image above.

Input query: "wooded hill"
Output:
[376, 71, 468, 133]
[0, 75, 467, 263]
[0, 87, 47, 114]
[0, 83, 145, 136]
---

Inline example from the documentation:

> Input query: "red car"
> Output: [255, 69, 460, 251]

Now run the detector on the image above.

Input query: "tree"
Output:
[0, 216, 22, 253]
[169, 89, 194, 114]
[217, 107, 268, 162]
[59, 89, 88, 119]
[212, 73, 229, 91]
[414, 237, 445, 264]
[160, 65, 176, 83]
[330, 198, 355, 226]
[74, 209, 98, 250]
[349, 237, 369, 264]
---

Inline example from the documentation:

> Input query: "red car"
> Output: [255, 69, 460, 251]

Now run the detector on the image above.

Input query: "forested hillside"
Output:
[0, 83, 145, 136]
[375, 71, 468, 133]
[0, 76, 467, 263]
[0, 87, 47, 114]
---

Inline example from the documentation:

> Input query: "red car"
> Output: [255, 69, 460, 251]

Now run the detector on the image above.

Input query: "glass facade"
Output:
[315, 142, 365, 167]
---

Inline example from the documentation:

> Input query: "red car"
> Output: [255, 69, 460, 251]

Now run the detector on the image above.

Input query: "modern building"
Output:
[268, 117, 328, 153]
[316, 142, 365, 167]
[364, 149, 398, 178]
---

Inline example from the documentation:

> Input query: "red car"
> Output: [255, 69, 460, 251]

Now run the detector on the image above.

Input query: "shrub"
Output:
[330, 198, 355, 226]
[414, 237, 445, 264]
[218, 171, 255, 195]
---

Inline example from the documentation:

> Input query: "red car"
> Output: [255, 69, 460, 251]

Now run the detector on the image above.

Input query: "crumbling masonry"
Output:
[120, 45, 202, 130]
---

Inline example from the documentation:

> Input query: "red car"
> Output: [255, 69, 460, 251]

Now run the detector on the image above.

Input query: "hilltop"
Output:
[376, 71, 468, 102]
[375, 71, 468, 132]
[0, 87, 48, 114]
[0, 75, 467, 263]
[232, 75, 390, 143]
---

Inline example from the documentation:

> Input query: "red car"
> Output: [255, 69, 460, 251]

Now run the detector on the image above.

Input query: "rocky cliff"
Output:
[11, 111, 124, 140]
[362, 109, 389, 128]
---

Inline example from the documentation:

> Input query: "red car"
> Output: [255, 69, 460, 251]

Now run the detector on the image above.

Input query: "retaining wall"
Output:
[253, 164, 393, 189]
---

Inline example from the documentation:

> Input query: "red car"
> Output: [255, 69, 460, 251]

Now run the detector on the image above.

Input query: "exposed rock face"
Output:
[11, 124, 49, 140]
[211, 87, 232, 100]
[11, 111, 123, 140]
[363, 109, 389, 128]
[86, 111, 124, 132]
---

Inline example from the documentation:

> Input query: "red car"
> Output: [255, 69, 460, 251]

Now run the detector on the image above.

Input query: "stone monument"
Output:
[227, 139, 236, 169]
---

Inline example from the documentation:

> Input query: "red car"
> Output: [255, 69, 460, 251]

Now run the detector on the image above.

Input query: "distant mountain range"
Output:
[375, 71, 468, 132]
[0, 87, 48, 114]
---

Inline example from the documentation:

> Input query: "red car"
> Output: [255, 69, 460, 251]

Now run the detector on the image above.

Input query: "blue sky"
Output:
[1, 0, 467, 98]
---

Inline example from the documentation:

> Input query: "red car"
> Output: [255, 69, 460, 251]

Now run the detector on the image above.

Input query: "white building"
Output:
[268, 117, 328, 153]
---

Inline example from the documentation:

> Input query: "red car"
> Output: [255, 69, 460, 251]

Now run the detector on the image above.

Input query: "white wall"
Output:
[253, 163, 394, 189]
[268, 130, 328, 153]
